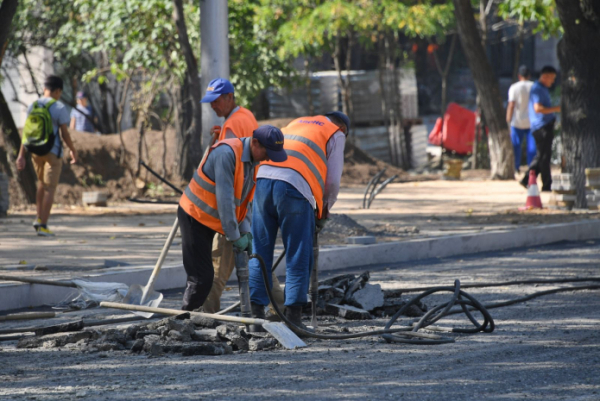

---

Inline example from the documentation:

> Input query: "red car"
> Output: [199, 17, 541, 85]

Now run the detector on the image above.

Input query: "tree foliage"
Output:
[497, 0, 562, 38]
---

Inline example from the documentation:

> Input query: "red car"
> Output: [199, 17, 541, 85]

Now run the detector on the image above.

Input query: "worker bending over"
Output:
[248, 112, 349, 331]
[178, 126, 287, 311]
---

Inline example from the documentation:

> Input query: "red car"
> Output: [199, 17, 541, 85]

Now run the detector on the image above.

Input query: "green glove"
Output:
[315, 217, 329, 231]
[233, 232, 253, 254]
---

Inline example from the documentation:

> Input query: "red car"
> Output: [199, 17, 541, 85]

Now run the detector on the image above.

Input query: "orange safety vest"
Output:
[219, 107, 258, 141]
[179, 139, 256, 234]
[262, 115, 339, 218]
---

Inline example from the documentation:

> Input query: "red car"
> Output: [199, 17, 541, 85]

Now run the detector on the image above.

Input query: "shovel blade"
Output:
[262, 322, 307, 349]
[122, 284, 164, 318]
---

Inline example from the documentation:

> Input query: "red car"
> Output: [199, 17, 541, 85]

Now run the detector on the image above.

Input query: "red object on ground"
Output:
[428, 103, 476, 155]
[520, 170, 543, 210]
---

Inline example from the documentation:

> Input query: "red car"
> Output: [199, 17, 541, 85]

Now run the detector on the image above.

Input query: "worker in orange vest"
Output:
[199, 78, 270, 313]
[178, 125, 287, 311]
[248, 112, 350, 331]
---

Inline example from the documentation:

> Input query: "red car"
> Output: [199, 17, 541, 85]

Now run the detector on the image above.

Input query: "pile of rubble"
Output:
[310, 272, 427, 320]
[17, 314, 278, 357]
[14, 272, 426, 357]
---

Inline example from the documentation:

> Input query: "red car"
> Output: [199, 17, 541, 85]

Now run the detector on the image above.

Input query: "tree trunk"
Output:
[511, 24, 525, 83]
[344, 30, 354, 130]
[0, 0, 18, 67]
[304, 57, 314, 116]
[432, 34, 457, 115]
[555, 0, 600, 208]
[333, 33, 345, 115]
[173, 0, 202, 180]
[452, 0, 514, 179]
[0, 89, 37, 203]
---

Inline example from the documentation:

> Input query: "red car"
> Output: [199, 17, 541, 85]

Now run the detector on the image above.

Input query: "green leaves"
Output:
[497, 0, 562, 38]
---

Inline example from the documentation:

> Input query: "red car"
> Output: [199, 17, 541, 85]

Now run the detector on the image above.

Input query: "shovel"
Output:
[122, 217, 179, 317]
[310, 228, 321, 328]
[100, 301, 306, 349]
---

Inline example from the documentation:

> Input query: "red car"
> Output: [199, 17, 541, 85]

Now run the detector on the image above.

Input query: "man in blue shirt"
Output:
[520, 66, 561, 191]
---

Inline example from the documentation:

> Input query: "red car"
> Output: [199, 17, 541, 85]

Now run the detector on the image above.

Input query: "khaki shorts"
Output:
[31, 152, 63, 190]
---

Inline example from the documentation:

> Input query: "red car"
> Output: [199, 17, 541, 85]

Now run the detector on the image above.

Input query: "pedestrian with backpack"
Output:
[16, 75, 78, 237]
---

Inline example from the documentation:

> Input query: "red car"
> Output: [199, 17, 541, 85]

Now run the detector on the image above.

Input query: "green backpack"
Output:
[22, 99, 56, 155]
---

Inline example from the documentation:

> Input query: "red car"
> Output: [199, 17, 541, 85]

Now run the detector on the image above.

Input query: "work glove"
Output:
[232, 232, 253, 254]
[315, 216, 329, 231]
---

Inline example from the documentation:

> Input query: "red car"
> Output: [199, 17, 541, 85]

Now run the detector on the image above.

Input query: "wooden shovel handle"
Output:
[0, 275, 76, 288]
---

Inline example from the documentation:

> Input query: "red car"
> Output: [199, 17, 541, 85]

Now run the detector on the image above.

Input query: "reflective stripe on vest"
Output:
[179, 138, 254, 234]
[261, 115, 339, 218]
[219, 107, 258, 141]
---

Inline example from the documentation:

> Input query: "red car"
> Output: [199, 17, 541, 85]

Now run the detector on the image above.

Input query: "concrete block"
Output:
[349, 283, 384, 311]
[82, 191, 108, 207]
[550, 193, 576, 202]
[17, 331, 93, 349]
[34, 320, 84, 336]
[135, 330, 160, 340]
[249, 337, 278, 351]
[130, 338, 144, 353]
[191, 315, 218, 328]
[346, 236, 377, 245]
[192, 329, 220, 342]
[325, 303, 371, 320]
[179, 343, 232, 356]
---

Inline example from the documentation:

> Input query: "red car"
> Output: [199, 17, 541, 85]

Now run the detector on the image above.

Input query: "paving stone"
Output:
[141, 335, 162, 353]
[34, 320, 84, 336]
[226, 334, 249, 351]
[192, 329, 220, 342]
[178, 343, 232, 356]
[325, 304, 371, 320]
[17, 331, 93, 349]
[135, 330, 160, 340]
[130, 339, 144, 353]
[346, 236, 377, 245]
[248, 337, 278, 352]
[191, 315, 218, 328]
[349, 283, 384, 311]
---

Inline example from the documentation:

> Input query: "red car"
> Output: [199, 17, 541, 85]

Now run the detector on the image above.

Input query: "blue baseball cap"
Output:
[253, 125, 287, 162]
[325, 111, 350, 134]
[201, 78, 234, 103]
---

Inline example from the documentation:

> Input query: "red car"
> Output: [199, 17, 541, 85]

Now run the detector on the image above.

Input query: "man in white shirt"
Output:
[506, 65, 536, 172]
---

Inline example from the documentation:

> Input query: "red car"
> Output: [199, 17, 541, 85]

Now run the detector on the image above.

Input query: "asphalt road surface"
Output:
[1, 240, 599, 400]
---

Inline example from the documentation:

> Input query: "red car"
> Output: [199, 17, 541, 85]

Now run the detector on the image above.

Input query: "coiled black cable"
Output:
[250, 253, 496, 345]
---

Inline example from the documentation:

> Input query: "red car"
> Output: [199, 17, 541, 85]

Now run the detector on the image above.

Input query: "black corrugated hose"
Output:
[250, 253, 495, 345]
[250, 253, 600, 345]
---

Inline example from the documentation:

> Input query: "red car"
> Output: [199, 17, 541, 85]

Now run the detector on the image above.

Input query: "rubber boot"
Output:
[249, 302, 266, 333]
[284, 305, 311, 336]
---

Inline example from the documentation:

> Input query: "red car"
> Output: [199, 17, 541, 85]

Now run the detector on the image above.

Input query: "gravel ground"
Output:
[1, 240, 599, 400]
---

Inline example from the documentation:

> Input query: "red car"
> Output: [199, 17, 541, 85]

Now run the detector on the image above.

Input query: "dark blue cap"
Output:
[201, 78, 234, 103]
[325, 111, 350, 134]
[253, 125, 287, 162]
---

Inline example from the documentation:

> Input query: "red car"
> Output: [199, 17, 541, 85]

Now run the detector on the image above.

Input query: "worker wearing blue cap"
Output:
[199, 78, 263, 314]
[178, 125, 287, 311]
[200, 78, 259, 145]
[248, 112, 350, 332]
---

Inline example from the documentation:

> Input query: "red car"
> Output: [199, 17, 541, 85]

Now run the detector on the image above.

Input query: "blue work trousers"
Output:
[511, 126, 536, 170]
[249, 179, 315, 307]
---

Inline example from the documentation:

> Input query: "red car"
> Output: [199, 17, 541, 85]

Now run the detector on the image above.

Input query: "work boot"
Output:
[249, 302, 266, 332]
[284, 305, 311, 336]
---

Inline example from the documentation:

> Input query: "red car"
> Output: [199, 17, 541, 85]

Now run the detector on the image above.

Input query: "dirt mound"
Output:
[7, 118, 413, 207]
[8, 128, 185, 208]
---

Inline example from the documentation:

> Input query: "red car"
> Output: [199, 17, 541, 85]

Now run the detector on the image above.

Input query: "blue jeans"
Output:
[510, 127, 536, 169]
[249, 179, 315, 307]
